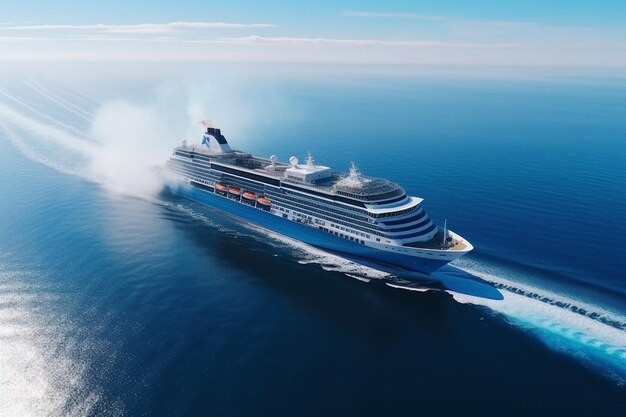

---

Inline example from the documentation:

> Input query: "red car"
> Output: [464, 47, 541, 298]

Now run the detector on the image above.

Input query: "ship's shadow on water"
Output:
[158, 192, 502, 307]
[157, 195, 461, 326]
[432, 267, 504, 300]
[337, 255, 504, 301]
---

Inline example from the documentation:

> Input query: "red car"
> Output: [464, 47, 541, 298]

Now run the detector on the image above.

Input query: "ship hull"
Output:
[167, 182, 452, 275]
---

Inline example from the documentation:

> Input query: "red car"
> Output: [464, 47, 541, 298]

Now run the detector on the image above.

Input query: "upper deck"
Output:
[173, 135, 406, 205]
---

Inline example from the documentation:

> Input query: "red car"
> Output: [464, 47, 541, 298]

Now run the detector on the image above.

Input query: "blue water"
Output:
[1, 70, 625, 416]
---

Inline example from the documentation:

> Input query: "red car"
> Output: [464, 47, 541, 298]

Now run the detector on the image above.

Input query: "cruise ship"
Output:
[163, 126, 473, 274]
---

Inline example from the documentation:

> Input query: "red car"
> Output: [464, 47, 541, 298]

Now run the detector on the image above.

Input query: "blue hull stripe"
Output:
[169, 183, 450, 275]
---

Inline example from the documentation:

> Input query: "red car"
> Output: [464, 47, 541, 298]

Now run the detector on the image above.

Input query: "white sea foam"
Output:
[386, 283, 430, 292]
[452, 258, 626, 330]
[447, 259, 626, 384]
[345, 274, 371, 283]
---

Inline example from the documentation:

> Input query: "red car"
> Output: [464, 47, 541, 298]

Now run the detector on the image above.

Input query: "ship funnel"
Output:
[202, 126, 232, 153]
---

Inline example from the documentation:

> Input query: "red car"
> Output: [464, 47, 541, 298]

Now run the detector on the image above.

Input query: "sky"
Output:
[1, 1, 625, 70]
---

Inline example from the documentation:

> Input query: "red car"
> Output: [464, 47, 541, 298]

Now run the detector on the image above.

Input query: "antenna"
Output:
[442, 218, 448, 248]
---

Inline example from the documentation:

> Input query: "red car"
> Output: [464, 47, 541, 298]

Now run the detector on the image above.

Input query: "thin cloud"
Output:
[341, 11, 444, 21]
[0, 21, 276, 34]
[0, 36, 59, 42]
[1, 17, 624, 69]
[341, 11, 546, 28]
[0, 33, 526, 49]
[209, 36, 526, 49]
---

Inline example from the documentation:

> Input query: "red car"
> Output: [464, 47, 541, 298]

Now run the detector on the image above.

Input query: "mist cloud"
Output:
[87, 77, 297, 197]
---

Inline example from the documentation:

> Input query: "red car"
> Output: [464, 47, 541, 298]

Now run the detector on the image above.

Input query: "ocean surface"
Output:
[0, 68, 625, 416]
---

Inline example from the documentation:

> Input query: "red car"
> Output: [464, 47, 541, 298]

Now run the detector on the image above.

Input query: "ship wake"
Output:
[238, 226, 626, 385]
[444, 258, 626, 385]
[0, 78, 180, 198]
[2, 78, 625, 388]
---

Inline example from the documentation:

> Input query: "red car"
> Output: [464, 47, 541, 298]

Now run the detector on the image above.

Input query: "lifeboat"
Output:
[257, 196, 271, 206]
[215, 182, 228, 192]
[242, 191, 256, 200]
[229, 186, 241, 195]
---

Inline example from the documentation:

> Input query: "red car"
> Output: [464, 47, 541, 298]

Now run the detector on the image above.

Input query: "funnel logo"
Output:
[201, 135, 210, 147]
